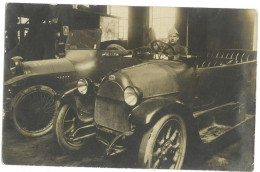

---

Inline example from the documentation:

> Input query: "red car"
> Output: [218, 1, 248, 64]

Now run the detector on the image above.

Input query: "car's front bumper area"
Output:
[95, 124, 135, 156]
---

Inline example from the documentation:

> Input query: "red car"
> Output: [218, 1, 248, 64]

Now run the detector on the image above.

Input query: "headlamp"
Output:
[124, 87, 141, 106]
[10, 56, 23, 75]
[77, 79, 88, 95]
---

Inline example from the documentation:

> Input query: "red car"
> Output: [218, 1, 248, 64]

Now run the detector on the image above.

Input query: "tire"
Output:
[106, 44, 126, 51]
[138, 114, 187, 169]
[54, 104, 85, 151]
[11, 85, 56, 137]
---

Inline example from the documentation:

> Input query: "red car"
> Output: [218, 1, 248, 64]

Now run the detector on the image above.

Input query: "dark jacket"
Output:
[166, 43, 188, 60]
[172, 43, 188, 56]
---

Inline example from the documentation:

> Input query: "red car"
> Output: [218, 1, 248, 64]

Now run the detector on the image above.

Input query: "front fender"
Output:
[4, 73, 38, 86]
[56, 81, 96, 116]
[57, 91, 77, 110]
[5, 71, 77, 92]
[130, 97, 192, 126]
[131, 97, 202, 145]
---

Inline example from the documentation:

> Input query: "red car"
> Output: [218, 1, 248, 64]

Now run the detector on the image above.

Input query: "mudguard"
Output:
[131, 96, 202, 145]
[56, 81, 96, 122]
[4, 72, 74, 92]
[5, 73, 41, 86]
[130, 97, 193, 126]
[56, 88, 77, 110]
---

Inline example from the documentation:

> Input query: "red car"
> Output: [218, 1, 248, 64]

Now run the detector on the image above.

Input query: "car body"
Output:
[3, 28, 141, 137]
[93, 48, 256, 169]
[53, 39, 256, 168]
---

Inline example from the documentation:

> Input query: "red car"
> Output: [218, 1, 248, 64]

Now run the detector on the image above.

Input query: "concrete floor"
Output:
[2, 117, 255, 171]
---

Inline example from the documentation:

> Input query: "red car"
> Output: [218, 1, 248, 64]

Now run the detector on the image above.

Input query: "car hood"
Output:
[98, 61, 194, 100]
[22, 50, 97, 77]
[23, 58, 75, 74]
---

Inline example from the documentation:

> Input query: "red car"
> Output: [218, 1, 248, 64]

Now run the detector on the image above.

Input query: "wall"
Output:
[188, 8, 257, 54]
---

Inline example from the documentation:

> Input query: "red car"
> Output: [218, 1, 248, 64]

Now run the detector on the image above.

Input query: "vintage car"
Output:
[4, 28, 141, 137]
[54, 40, 256, 169]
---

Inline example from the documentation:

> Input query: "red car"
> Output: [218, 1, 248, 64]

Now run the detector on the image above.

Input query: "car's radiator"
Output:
[94, 97, 131, 133]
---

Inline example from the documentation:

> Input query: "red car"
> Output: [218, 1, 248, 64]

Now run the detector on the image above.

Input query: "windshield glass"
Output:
[65, 29, 101, 50]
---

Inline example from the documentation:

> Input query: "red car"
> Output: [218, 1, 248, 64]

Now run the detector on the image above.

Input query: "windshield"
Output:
[65, 29, 101, 50]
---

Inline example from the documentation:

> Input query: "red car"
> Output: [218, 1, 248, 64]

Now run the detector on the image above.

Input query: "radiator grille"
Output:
[95, 97, 131, 132]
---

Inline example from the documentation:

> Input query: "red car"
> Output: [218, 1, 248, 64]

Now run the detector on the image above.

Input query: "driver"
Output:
[167, 27, 188, 59]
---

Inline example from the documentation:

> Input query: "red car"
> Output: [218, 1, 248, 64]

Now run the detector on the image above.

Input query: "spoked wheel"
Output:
[138, 114, 187, 169]
[54, 104, 86, 151]
[11, 85, 56, 137]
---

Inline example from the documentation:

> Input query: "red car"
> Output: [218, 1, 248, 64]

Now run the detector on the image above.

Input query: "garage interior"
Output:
[5, 4, 257, 61]
[3, 3, 257, 171]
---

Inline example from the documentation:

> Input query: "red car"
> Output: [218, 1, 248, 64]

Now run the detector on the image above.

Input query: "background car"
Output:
[3, 28, 139, 137]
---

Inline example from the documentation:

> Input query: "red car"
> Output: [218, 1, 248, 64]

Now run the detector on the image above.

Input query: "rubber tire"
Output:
[138, 114, 187, 169]
[11, 85, 56, 137]
[54, 104, 85, 152]
[106, 44, 126, 51]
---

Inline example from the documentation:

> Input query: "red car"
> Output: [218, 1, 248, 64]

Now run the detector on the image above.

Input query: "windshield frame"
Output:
[65, 28, 102, 51]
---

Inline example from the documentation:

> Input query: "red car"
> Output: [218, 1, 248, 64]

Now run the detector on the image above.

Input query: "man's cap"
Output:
[168, 27, 179, 36]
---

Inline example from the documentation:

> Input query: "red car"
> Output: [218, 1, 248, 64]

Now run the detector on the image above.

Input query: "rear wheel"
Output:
[138, 114, 187, 169]
[11, 85, 56, 137]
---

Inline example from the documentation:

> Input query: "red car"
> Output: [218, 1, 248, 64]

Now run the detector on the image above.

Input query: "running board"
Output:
[199, 114, 254, 143]
[193, 102, 238, 118]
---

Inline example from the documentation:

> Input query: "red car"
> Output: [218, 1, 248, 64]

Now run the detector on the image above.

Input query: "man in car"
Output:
[151, 27, 188, 60]
[167, 27, 188, 59]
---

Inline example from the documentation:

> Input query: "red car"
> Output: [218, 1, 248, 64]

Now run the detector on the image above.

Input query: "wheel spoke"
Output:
[36, 92, 54, 111]
[40, 92, 47, 106]
[173, 149, 180, 162]
[43, 97, 54, 109]
[169, 164, 176, 169]
[43, 105, 55, 113]
[64, 119, 75, 123]
[157, 135, 165, 146]
[166, 127, 172, 140]
[153, 158, 161, 168]
[170, 130, 178, 142]
[172, 142, 180, 150]
[29, 93, 37, 106]
[43, 105, 55, 114]
[64, 125, 74, 135]
[152, 147, 162, 157]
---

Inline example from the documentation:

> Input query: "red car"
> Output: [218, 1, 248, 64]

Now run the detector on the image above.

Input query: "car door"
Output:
[193, 53, 256, 111]
[193, 65, 220, 110]
[217, 60, 256, 105]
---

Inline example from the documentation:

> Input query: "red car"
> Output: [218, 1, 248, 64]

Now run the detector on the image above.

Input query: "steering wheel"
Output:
[150, 40, 176, 57]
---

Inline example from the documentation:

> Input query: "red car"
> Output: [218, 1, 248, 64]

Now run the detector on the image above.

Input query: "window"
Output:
[107, 6, 128, 40]
[17, 17, 29, 42]
[149, 7, 176, 40]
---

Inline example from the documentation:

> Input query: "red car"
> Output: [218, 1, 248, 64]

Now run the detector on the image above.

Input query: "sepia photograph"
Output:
[1, 1, 258, 171]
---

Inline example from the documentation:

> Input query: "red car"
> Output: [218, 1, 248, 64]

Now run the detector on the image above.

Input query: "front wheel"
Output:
[54, 104, 85, 151]
[138, 114, 187, 169]
[11, 85, 56, 137]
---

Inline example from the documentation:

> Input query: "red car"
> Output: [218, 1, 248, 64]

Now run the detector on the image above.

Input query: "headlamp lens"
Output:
[77, 79, 88, 94]
[124, 87, 138, 106]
